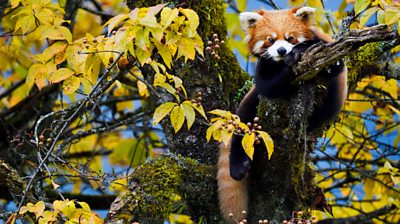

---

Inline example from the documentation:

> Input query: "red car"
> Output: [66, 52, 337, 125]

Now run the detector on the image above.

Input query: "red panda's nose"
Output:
[277, 47, 287, 56]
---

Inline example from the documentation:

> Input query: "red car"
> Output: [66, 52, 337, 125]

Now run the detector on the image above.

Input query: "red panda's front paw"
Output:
[229, 152, 251, 180]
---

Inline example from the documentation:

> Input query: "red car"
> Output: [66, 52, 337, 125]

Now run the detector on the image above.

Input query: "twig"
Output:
[257, 0, 279, 10]
[0, 80, 24, 100]
[320, 0, 336, 35]
[16, 52, 124, 213]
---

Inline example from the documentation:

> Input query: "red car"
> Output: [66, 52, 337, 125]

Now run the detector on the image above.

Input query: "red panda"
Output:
[217, 7, 348, 222]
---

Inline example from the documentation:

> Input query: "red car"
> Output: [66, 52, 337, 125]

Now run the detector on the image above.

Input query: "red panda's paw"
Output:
[229, 150, 251, 180]
[285, 40, 319, 67]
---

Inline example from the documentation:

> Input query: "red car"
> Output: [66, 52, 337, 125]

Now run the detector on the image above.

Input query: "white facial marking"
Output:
[285, 32, 289, 39]
[239, 12, 263, 32]
[267, 40, 294, 61]
[253, 40, 265, 54]
[295, 7, 316, 17]
[297, 36, 307, 43]
[271, 32, 277, 38]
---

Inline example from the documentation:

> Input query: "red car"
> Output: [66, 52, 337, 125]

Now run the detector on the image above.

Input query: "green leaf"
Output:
[62, 76, 80, 94]
[50, 68, 75, 83]
[360, 7, 379, 27]
[377, 9, 385, 24]
[385, 7, 400, 25]
[170, 105, 185, 133]
[181, 101, 195, 129]
[355, 0, 371, 15]
[160, 8, 179, 27]
[242, 133, 255, 160]
[179, 8, 199, 38]
[152, 102, 176, 126]
[257, 131, 274, 160]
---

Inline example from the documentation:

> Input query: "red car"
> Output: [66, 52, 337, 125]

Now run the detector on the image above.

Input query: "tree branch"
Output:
[293, 25, 399, 83]
[318, 205, 397, 224]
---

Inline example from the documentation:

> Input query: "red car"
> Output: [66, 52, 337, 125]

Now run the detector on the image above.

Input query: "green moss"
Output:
[106, 154, 221, 223]
[346, 42, 383, 87]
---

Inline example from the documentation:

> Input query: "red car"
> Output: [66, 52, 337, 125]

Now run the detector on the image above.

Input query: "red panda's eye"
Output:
[268, 38, 274, 44]
[287, 36, 294, 42]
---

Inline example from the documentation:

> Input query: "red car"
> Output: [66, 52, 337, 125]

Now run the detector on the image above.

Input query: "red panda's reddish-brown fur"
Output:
[217, 142, 248, 223]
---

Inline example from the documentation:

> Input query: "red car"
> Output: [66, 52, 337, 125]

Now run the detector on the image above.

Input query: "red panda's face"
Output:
[240, 7, 316, 61]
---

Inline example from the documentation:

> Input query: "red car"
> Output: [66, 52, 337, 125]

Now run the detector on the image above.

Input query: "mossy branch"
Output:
[293, 25, 399, 83]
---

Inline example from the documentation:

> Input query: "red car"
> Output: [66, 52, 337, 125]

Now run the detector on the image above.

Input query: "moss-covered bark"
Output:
[105, 154, 221, 223]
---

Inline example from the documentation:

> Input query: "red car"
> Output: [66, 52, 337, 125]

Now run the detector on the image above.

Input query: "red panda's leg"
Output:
[218, 142, 248, 223]
[230, 87, 259, 180]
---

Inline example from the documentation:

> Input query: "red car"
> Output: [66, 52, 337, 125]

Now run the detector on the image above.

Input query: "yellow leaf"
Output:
[191, 102, 207, 119]
[377, 9, 385, 24]
[146, 3, 167, 17]
[360, 7, 379, 27]
[44, 26, 73, 44]
[177, 38, 195, 62]
[152, 102, 177, 126]
[181, 101, 195, 129]
[257, 130, 274, 159]
[385, 7, 400, 25]
[154, 42, 173, 68]
[77, 202, 91, 212]
[50, 68, 75, 83]
[62, 76, 80, 94]
[170, 105, 185, 133]
[39, 42, 68, 63]
[139, 15, 160, 28]
[179, 8, 199, 37]
[15, 15, 36, 34]
[137, 81, 149, 97]
[33, 201, 45, 219]
[242, 133, 255, 160]
[160, 8, 179, 28]
[26, 63, 48, 93]
[105, 14, 129, 35]
[355, 0, 371, 15]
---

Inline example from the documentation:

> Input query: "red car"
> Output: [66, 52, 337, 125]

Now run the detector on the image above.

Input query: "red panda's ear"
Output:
[292, 6, 316, 24]
[239, 12, 263, 33]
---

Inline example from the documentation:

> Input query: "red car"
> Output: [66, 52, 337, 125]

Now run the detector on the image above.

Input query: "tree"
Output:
[0, 0, 399, 223]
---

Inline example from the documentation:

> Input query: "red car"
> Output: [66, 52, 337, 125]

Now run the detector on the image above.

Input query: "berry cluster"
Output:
[38, 134, 52, 147]
[206, 33, 225, 61]
[190, 91, 203, 107]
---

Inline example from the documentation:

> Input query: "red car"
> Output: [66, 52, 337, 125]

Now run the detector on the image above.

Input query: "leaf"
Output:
[170, 105, 185, 133]
[146, 3, 167, 17]
[62, 76, 80, 94]
[77, 202, 91, 212]
[50, 68, 75, 83]
[160, 8, 179, 27]
[15, 14, 36, 34]
[33, 201, 45, 219]
[257, 131, 274, 160]
[377, 9, 385, 24]
[179, 8, 199, 37]
[177, 38, 195, 62]
[181, 101, 195, 129]
[355, 0, 371, 15]
[242, 133, 255, 160]
[385, 7, 400, 25]
[237, 0, 247, 12]
[26, 63, 48, 93]
[360, 7, 379, 27]
[139, 15, 160, 28]
[154, 42, 173, 68]
[105, 14, 129, 35]
[137, 81, 149, 97]
[152, 102, 177, 126]
[191, 102, 207, 120]
[44, 26, 73, 44]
